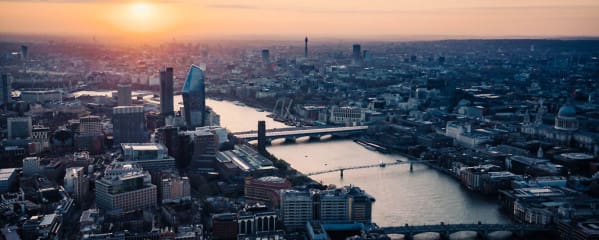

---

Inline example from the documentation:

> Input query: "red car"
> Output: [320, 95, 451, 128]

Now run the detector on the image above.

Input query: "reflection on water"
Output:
[267, 140, 510, 226]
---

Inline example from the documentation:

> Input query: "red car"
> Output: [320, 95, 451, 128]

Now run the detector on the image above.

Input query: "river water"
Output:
[73, 91, 510, 227]
[202, 99, 510, 227]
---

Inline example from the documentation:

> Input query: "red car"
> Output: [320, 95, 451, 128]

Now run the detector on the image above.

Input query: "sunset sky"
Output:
[1, 0, 598, 41]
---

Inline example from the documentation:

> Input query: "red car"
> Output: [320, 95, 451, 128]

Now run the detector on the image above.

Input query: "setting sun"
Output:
[130, 2, 153, 22]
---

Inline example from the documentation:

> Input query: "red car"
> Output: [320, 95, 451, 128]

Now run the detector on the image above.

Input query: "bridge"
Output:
[380, 223, 551, 239]
[232, 125, 368, 142]
[305, 160, 432, 177]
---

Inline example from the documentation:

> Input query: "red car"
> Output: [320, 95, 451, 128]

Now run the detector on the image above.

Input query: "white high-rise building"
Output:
[95, 163, 156, 213]
[280, 189, 313, 230]
[64, 167, 88, 202]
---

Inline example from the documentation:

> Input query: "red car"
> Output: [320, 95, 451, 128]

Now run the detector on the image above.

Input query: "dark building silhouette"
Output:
[160, 67, 174, 117]
[352, 44, 362, 63]
[20, 45, 28, 60]
[257, 121, 266, 153]
[182, 65, 206, 128]
[1, 73, 10, 109]
[261, 49, 270, 65]
[117, 84, 132, 106]
[112, 106, 146, 145]
[304, 37, 308, 58]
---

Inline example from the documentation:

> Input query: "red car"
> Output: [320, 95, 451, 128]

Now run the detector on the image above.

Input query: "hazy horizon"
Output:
[1, 0, 598, 43]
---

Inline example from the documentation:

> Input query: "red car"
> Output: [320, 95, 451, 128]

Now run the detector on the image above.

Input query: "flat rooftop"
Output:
[0, 168, 17, 181]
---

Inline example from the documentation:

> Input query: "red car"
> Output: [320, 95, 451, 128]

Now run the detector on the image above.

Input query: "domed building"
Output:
[554, 103, 578, 131]
[521, 100, 598, 154]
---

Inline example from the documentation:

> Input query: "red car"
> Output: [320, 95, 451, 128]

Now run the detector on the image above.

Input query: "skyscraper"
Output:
[20, 45, 28, 60]
[1, 73, 10, 108]
[261, 49, 270, 65]
[159, 67, 174, 117]
[112, 106, 146, 145]
[182, 65, 206, 128]
[117, 84, 132, 106]
[304, 37, 308, 58]
[352, 44, 362, 63]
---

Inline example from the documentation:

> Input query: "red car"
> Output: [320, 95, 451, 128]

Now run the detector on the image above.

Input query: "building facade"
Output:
[112, 106, 146, 145]
[182, 65, 206, 128]
[160, 67, 174, 117]
[95, 164, 157, 213]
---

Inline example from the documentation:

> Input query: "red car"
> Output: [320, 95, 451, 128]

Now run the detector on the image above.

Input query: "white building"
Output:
[329, 106, 365, 125]
[280, 190, 313, 230]
[95, 163, 157, 213]
[64, 167, 88, 202]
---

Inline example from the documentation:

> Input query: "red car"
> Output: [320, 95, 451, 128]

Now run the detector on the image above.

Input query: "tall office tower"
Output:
[257, 121, 266, 154]
[280, 189, 313, 230]
[117, 84, 132, 106]
[182, 65, 206, 128]
[261, 49, 270, 65]
[120, 143, 176, 173]
[7, 116, 32, 140]
[304, 37, 308, 58]
[20, 45, 28, 60]
[1, 73, 10, 108]
[352, 44, 362, 63]
[95, 163, 157, 213]
[159, 67, 174, 117]
[79, 116, 102, 134]
[112, 106, 147, 145]
[64, 167, 89, 202]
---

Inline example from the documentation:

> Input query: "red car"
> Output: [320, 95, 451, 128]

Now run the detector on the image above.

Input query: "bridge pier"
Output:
[308, 135, 321, 141]
[410, 162, 413, 172]
[340, 169, 344, 178]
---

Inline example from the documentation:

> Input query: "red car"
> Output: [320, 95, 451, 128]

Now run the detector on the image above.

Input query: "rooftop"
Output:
[257, 176, 286, 184]
[0, 168, 17, 181]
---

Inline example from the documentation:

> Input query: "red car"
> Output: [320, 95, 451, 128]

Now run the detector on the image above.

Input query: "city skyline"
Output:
[1, 0, 599, 43]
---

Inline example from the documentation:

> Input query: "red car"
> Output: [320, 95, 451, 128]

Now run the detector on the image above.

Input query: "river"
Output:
[72, 90, 510, 227]
[203, 98, 511, 227]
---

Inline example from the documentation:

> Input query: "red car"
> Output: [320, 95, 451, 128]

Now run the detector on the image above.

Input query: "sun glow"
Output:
[130, 2, 153, 22]
[106, 1, 180, 35]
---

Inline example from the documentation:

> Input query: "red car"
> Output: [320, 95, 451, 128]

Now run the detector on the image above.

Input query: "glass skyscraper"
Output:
[182, 65, 206, 128]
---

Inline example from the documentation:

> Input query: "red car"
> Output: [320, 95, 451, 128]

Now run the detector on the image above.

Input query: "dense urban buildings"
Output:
[1, 36, 599, 240]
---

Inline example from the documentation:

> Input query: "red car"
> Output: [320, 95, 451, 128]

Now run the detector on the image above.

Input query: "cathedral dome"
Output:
[555, 103, 578, 131]
[557, 104, 576, 118]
